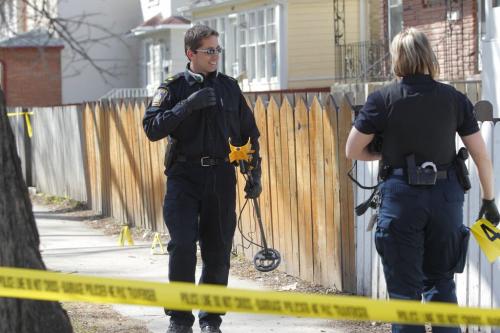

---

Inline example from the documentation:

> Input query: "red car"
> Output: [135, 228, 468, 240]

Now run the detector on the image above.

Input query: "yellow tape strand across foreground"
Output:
[1, 267, 500, 327]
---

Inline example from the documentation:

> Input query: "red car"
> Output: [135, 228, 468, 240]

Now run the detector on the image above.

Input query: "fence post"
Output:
[337, 93, 356, 293]
[21, 108, 33, 187]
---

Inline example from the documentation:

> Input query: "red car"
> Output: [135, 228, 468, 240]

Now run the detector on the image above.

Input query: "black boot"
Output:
[200, 324, 221, 333]
[166, 322, 193, 333]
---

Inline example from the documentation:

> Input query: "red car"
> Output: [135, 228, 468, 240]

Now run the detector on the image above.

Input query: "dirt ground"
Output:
[33, 193, 392, 333]
[64, 302, 150, 333]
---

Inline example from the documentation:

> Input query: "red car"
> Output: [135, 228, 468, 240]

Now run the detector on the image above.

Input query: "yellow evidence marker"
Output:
[118, 226, 134, 246]
[470, 218, 500, 263]
[151, 232, 166, 255]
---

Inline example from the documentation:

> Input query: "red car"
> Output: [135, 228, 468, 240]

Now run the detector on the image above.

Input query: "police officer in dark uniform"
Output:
[346, 28, 499, 333]
[143, 24, 262, 333]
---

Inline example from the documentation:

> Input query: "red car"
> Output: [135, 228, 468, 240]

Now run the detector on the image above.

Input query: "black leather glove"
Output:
[244, 177, 262, 199]
[478, 199, 500, 226]
[185, 87, 216, 111]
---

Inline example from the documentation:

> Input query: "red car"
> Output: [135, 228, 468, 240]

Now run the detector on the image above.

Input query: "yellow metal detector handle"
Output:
[228, 138, 255, 164]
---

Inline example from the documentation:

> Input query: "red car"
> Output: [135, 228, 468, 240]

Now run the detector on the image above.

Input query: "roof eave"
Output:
[179, 0, 243, 13]
[129, 24, 191, 37]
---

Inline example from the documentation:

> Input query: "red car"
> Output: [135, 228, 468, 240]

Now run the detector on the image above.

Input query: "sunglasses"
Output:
[195, 46, 223, 55]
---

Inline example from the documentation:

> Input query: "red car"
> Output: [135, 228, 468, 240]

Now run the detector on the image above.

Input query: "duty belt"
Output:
[391, 168, 448, 180]
[176, 155, 229, 167]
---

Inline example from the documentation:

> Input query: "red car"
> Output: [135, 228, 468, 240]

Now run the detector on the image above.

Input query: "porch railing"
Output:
[334, 41, 391, 82]
[100, 88, 150, 100]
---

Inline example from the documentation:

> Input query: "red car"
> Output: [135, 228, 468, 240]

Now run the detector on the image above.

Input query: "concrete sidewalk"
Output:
[35, 205, 344, 333]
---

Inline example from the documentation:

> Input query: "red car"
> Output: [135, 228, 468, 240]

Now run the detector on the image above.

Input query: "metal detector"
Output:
[229, 139, 281, 272]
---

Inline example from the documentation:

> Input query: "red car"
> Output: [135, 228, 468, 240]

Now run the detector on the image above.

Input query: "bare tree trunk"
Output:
[0, 89, 73, 332]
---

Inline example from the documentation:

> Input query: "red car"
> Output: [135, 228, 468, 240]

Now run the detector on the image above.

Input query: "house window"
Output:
[195, 5, 280, 86]
[237, 7, 278, 82]
[266, 8, 277, 78]
[145, 40, 168, 88]
[388, 0, 403, 42]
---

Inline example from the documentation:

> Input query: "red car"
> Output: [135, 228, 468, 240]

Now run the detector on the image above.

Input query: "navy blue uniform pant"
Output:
[163, 162, 237, 327]
[375, 171, 469, 333]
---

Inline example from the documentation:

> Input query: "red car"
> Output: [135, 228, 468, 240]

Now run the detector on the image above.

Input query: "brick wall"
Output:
[380, 0, 478, 80]
[0, 47, 63, 107]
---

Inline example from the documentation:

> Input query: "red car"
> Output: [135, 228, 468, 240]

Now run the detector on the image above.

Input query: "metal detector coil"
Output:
[254, 249, 281, 272]
[228, 138, 281, 272]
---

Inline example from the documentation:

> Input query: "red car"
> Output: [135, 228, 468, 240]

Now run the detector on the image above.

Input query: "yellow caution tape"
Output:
[118, 226, 134, 246]
[1, 267, 500, 327]
[7, 111, 34, 138]
[151, 232, 166, 255]
[471, 218, 500, 263]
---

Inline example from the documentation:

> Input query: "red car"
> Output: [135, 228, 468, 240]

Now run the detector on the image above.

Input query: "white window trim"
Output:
[144, 37, 171, 93]
[194, 4, 283, 91]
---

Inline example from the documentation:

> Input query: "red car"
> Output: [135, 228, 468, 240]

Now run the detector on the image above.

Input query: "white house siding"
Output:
[287, 0, 335, 89]
[190, 0, 270, 20]
[171, 28, 188, 74]
[58, 0, 142, 104]
[141, 0, 186, 21]
[481, 4, 500, 118]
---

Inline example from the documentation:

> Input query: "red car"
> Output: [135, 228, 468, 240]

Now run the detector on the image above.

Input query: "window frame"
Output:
[144, 38, 170, 91]
[194, 4, 281, 90]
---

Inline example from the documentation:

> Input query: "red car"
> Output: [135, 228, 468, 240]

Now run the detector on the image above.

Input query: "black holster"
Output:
[406, 154, 437, 185]
[455, 147, 471, 191]
[164, 136, 177, 174]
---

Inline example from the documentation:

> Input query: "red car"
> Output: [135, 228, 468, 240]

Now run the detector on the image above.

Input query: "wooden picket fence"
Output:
[81, 95, 357, 291]
[82, 101, 166, 231]
[11, 79, 491, 302]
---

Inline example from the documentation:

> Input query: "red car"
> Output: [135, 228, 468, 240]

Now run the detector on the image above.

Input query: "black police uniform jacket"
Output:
[354, 74, 479, 168]
[143, 67, 261, 174]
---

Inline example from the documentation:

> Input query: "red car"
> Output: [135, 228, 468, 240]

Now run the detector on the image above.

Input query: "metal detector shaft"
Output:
[239, 160, 269, 250]
[238, 159, 281, 272]
[251, 197, 269, 250]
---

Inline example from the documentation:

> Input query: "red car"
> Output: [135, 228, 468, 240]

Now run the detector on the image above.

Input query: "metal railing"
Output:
[334, 41, 391, 82]
[100, 88, 150, 100]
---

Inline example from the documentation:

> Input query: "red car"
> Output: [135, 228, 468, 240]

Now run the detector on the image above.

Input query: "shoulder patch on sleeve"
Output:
[152, 87, 168, 107]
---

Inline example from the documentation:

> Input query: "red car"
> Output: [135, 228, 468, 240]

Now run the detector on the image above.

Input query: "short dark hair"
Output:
[184, 24, 219, 55]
